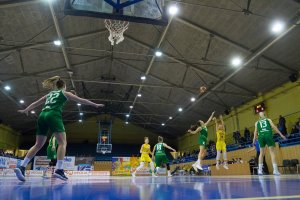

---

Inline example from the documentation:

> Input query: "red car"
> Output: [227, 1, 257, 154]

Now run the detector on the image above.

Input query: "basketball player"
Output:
[188, 111, 215, 171]
[15, 76, 104, 181]
[132, 137, 156, 177]
[253, 112, 286, 175]
[214, 115, 229, 170]
[42, 135, 58, 178]
[152, 136, 176, 177]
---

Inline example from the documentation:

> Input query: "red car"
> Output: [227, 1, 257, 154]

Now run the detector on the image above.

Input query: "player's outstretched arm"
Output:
[18, 95, 47, 116]
[139, 145, 143, 154]
[213, 117, 218, 131]
[152, 145, 156, 159]
[163, 143, 176, 152]
[220, 115, 225, 130]
[205, 111, 215, 126]
[64, 91, 104, 108]
[253, 122, 258, 144]
[269, 119, 286, 140]
[189, 127, 202, 135]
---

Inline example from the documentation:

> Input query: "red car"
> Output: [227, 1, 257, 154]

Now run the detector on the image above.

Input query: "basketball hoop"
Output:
[100, 147, 108, 155]
[104, 19, 129, 45]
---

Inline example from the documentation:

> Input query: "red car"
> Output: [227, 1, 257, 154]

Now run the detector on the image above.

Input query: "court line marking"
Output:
[223, 195, 300, 200]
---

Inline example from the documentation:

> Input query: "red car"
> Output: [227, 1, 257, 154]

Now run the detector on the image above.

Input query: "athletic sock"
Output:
[21, 157, 31, 167]
[55, 160, 64, 170]
[258, 164, 263, 171]
[272, 164, 278, 172]
[168, 171, 171, 176]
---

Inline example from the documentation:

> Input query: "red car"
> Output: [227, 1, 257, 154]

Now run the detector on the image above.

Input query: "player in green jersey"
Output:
[188, 111, 215, 171]
[253, 112, 286, 175]
[152, 136, 176, 177]
[42, 135, 58, 178]
[14, 76, 104, 181]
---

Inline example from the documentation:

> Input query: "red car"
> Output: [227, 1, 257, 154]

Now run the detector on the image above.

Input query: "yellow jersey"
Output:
[141, 144, 151, 154]
[216, 130, 226, 142]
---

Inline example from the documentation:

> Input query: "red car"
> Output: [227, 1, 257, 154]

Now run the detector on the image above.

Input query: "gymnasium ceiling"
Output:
[0, 0, 300, 138]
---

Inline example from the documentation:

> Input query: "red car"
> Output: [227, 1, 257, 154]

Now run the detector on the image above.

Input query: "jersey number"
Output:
[45, 92, 59, 105]
[259, 120, 267, 128]
[157, 145, 162, 151]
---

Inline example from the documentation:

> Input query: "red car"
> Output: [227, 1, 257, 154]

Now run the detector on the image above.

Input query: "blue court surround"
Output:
[1, 175, 300, 200]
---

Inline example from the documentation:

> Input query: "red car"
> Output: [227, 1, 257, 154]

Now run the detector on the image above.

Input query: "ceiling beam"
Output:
[128, 16, 175, 116]
[0, 0, 41, 8]
[0, 29, 107, 55]
[168, 12, 300, 126]
[124, 35, 257, 96]
[175, 17, 296, 73]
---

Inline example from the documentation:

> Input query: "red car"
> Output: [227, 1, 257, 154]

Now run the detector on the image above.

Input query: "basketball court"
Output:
[1, 175, 300, 199]
[0, 0, 300, 200]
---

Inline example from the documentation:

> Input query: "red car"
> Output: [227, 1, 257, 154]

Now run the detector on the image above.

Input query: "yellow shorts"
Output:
[140, 153, 152, 163]
[216, 141, 226, 152]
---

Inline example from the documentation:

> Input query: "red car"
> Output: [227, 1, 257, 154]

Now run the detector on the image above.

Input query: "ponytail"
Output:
[42, 76, 61, 90]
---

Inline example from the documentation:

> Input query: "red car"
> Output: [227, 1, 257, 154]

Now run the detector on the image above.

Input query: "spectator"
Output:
[244, 127, 251, 142]
[233, 131, 241, 144]
[279, 115, 287, 135]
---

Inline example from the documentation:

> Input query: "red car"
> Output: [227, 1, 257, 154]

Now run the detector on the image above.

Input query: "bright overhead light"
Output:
[53, 40, 62, 46]
[4, 85, 11, 91]
[178, 107, 183, 112]
[77, 103, 81, 106]
[129, 105, 133, 109]
[191, 97, 196, 102]
[31, 110, 35, 114]
[271, 21, 285, 34]
[79, 112, 83, 116]
[125, 122, 129, 125]
[231, 57, 242, 67]
[79, 119, 83, 123]
[141, 76, 146, 80]
[137, 94, 142, 97]
[155, 51, 163, 57]
[169, 116, 173, 120]
[19, 100, 25, 104]
[168, 4, 179, 16]
[162, 123, 165, 126]
[126, 114, 130, 118]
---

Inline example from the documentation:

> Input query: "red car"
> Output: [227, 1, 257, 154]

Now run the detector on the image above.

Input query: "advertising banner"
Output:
[34, 156, 76, 170]
[0, 156, 9, 169]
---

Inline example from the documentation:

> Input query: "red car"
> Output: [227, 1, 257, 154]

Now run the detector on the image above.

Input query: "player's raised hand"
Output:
[96, 104, 105, 108]
[18, 109, 29, 116]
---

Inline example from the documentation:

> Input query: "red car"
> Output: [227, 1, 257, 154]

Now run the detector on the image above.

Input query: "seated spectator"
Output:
[278, 115, 287, 135]
[233, 131, 241, 144]
[244, 127, 251, 142]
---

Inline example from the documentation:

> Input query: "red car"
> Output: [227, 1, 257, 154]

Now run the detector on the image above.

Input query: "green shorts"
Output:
[155, 153, 169, 167]
[47, 146, 57, 160]
[198, 135, 207, 148]
[36, 110, 65, 136]
[258, 134, 275, 148]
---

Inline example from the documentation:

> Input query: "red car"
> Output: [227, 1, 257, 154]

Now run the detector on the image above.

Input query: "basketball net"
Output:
[104, 19, 129, 45]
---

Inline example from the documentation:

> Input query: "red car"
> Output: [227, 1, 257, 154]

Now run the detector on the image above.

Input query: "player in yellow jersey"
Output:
[214, 115, 229, 170]
[132, 137, 156, 177]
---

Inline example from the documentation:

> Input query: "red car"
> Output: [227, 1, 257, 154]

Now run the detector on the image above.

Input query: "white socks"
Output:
[21, 157, 31, 167]
[56, 160, 64, 170]
[223, 151, 227, 160]
[273, 164, 278, 172]
[258, 164, 263, 171]
[150, 162, 155, 172]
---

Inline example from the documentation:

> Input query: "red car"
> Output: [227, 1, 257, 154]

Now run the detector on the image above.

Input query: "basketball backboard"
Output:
[64, 0, 168, 26]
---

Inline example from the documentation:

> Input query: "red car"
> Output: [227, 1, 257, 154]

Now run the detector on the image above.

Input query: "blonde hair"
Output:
[42, 76, 63, 90]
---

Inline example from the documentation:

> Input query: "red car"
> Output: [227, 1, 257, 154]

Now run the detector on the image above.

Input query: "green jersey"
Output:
[200, 126, 208, 138]
[155, 143, 165, 154]
[257, 118, 273, 136]
[42, 90, 67, 112]
[48, 135, 58, 149]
